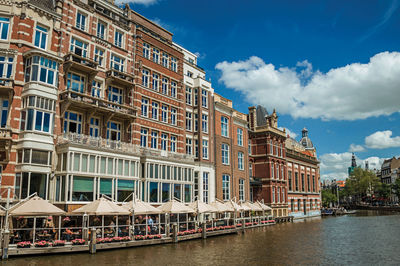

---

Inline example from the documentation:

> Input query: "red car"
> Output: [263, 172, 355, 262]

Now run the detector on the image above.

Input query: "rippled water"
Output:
[4, 211, 400, 265]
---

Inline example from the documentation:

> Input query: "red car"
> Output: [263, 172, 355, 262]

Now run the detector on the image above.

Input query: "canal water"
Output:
[3, 211, 400, 265]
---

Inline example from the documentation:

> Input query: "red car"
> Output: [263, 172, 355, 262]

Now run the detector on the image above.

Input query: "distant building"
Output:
[248, 106, 288, 217]
[380, 157, 400, 202]
[348, 153, 357, 176]
[286, 128, 321, 219]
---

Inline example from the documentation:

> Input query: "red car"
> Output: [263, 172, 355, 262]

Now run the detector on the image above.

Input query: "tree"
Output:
[345, 167, 381, 203]
[392, 178, 400, 202]
[321, 188, 337, 207]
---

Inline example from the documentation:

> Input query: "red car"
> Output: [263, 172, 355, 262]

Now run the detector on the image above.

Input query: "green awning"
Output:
[73, 177, 94, 192]
[100, 179, 112, 194]
[118, 179, 134, 191]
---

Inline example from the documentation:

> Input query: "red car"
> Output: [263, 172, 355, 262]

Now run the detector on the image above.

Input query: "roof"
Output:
[256, 105, 268, 126]
[72, 197, 130, 216]
[28, 0, 58, 16]
[10, 196, 65, 216]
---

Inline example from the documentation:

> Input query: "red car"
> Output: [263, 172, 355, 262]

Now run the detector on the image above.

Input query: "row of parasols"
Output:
[0, 196, 272, 217]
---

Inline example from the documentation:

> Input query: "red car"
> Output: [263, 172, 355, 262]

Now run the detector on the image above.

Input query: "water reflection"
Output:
[4, 211, 400, 266]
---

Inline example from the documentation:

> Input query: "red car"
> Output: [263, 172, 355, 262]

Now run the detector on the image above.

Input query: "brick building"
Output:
[248, 106, 288, 217]
[214, 94, 249, 202]
[286, 128, 321, 219]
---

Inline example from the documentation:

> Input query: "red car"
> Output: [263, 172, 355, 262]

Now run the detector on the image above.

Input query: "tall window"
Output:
[161, 105, 168, 123]
[106, 121, 121, 141]
[162, 78, 168, 95]
[221, 116, 228, 137]
[295, 172, 299, 191]
[291, 199, 295, 212]
[288, 170, 292, 191]
[142, 69, 149, 87]
[185, 112, 192, 131]
[161, 133, 168, 151]
[89, 117, 99, 137]
[143, 43, 150, 59]
[277, 187, 280, 203]
[271, 163, 274, 179]
[239, 179, 245, 202]
[171, 57, 177, 72]
[91, 80, 102, 98]
[203, 172, 209, 203]
[94, 47, 104, 66]
[76, 12, 87, 31]
[170, 108, 177, 125]
[281, 165, 284, 180]
[202, 114, 208, 133]
[186, 87, 192, 105]
[108, 86, 123, 105]
[237, 128, 243, 146]
[170, 81, 177, 98]
[162, 53, 169, 67]
[151, 131, 158, 149]
[34, 25, 48, 49]
[114, 30, 123, 48]
[170, 136, 177, 152]
[67, 72, 85, 93]
[140, 128, 148, 147]
[307, 174, 310, 192]
[70, 38, 88, 57]
[238, 152, 244, 170]
[248, 139, 251, 155]
[222, 174, 230, 200]
[152, 73, 159, 91]
[111, 54, 124, 72]
[151, 102, 159, 120]
[312, 175, 315, 192]
[0, 17, 10, 40]
[194, 114, 198, 132]
[249, 163, 253, 177]
[194, 140, 199, 158]
[194, 88, 198, 106]
[221, 143, 229, 165]
[97, 21, 106, 39]
[141, 98, 149, 117]
[186, 138, 192, 155]
[0, 99, 9, 128]
[202, 139, 208, 159]
[153, 48, 160, 63]
[272, 187, 275, 203]
[201, 89, 208, 108]
[282, 188, 285, 203]
[0, 55, 13, 78]
[301, 173, 305, 192]
[25, 56, 58, 86]
[63, 111, 82, 134]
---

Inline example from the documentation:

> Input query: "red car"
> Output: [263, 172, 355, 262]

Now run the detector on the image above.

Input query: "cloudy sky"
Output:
[124, 0, 400, 180]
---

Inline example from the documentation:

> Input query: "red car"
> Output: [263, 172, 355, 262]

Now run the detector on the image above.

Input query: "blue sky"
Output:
[124, 0, 400, 180]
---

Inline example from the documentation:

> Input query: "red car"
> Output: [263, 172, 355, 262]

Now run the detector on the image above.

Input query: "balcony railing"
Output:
[60, 90, 136, 118]
[58, 132, 140, 154]
[0, 128, 11, 140]
[140, 147, 195, 162]
[58, 132, 195, 163]
[64, 53, 98, 69]
[0, 78, 13, 95]
[106, 69, 135, 87]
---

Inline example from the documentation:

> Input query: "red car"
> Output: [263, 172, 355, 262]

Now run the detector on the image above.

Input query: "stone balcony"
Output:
[0, 78, 13, 97]
[106, 69, 135, 88]
[63, 53, 98, 81]
[57, 132, 195, 163]
[0, 127, 12, 163]
[59, 90, 137, 121]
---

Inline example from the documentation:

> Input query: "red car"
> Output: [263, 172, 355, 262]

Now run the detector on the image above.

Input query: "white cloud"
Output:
[114, 0, 158, 6]
[319, 152, 386, 180]
[365, 130, 400, 149]
[216, 52, 400, 121]
[349, 144, 366, 152]
[279, 127, 298, 139]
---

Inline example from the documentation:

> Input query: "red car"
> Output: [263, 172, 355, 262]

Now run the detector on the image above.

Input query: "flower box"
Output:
[135, 235, 145, 241]
[53, 240, 66, 247]
[17, 241, 31, 248]
[35, 241, 50, 248]
[71, 239, 86, 245]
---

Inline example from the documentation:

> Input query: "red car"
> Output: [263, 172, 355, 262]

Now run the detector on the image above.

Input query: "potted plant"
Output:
[135, 235, 144, 241]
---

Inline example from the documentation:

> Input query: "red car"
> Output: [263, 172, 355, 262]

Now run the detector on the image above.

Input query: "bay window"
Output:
[24, 56, 58, 86]
[70, 38, 88, 57]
